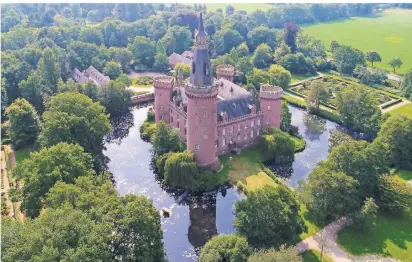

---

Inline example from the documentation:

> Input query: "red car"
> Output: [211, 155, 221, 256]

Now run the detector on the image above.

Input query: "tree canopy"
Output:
[199, 234, 250, 262]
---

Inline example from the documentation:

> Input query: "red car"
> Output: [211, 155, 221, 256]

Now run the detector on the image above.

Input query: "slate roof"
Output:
[217, 78, 250, 100]
[216, 95, 254, 121]
[68, 68, 87, 84]
[169, 53, 192, 68]
[69, 66, 110, 87]
[181, 50, 194, 59]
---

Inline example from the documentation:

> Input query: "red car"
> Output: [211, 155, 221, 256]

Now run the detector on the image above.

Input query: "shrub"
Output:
[132, 76, 153, 86]
[147, 110, 155, 122]
[259, 128, 295, 164]
[352, 198, 378, 232]
[378, 175, 412, 216]
[139, 121, 156, 142]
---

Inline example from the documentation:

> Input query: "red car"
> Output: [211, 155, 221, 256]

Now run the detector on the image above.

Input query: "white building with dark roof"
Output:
[68, 66, 110, 87]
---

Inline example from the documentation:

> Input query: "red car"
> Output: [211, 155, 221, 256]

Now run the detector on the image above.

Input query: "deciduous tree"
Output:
[305, 80, 328, 111]
[252, 43, 272, 69]
[199, 234, 250, 262]
[365, 50, 382, 67]
[268, 64, 291, 89]
[248, 246, 302, 262]
[388, 58, 402, 73]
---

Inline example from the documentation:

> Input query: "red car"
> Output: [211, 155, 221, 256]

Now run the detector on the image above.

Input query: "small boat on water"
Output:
[161, 208, 171, 217]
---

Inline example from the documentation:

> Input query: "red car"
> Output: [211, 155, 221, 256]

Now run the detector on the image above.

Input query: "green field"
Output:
[303, 9, 412, 74]
[192, 3, 273, 13]
[338, 212, 412, 262]
[388, 103, 412, 119]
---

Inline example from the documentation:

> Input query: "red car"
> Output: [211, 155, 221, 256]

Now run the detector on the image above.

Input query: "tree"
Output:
[5, 99, 40, 149]
[234, 185, 304, 248]
[39, 93, 111, 171]
[353, 65, 387, 86]
[329, 40, 340, 52]
[114, 48, 133, 72]
[301, 166, 360, 223]
[247, 26, 277, 51]
[305, 80, 328, 111]
[268, 64, 291, 89]
[274, 41, 291, 62]
[374, 114, 412, 170]
[336, 86, 381, 135]
[252, 43, 272, 69]
[260, 128, 295, 164]
[1, 53, 28, 102]
[173, 63, 191, 79]
[151, 121, 184, 156]
[215, 28, 244, 55]
[103, 61, 123, 79]
[98, 80, 132, 116]
[248, 246, 302, 262]
[115, 73, 132, 87]
[18, 71, 48, 114]
[332, 45, 366, 74]
[168, 26, 192, 54]
[163, 151, 200, 190]
[365, 50, 382, 67]
[37, 48, 61, 94]
[236, 42, 250, 57]
[324, 140, 389, 198]
[378, 175, 412, 216]
[279, 53, 316, 75]
[127, 36, 156, 68]
[388, 58, 402, 73]
[229, 47, 239, 63]
[280, 101, 292, 131]
[352, 198, 378, 232]
[46, 175, 166, 261]
[14, 143, 94, 217]
[153, 43, 169, 72]
[1, 207, 111, 262]
[283, 22, 301, 53]
[401, 68, 412, 99]
[79, 27, 104, 46]
[247, 68, 270, 90]
[199, 234, 250, 262]
[236, 57, 254, 77]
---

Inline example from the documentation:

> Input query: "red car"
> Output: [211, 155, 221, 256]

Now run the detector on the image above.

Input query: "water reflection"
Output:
[303, 114, 327, 141]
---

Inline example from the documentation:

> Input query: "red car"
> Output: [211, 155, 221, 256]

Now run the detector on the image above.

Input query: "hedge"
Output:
[381, 99, 403, 109]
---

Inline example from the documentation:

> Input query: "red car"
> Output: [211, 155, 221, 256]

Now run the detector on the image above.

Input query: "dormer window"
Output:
[192, 62, 196, 74]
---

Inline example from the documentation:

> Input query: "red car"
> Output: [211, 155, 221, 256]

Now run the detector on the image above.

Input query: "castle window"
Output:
[223, 137, 226, 146]
[204, 63, 210, 76]
[185, 128, 187, 135]
[237, 133, 241, 141]
[216, 139, 219, 147]
[192, 62, 196, 74]
[177, 122, 180, 128]
[268, 105, 271, 111]
[230, 126, 233, 133]
[222, 129, 226, 136]
[251, 120, 254, 127]
[196, 126, 199, 130]
[266, 119, 270, 124]
[245, 124, 247, 130]
[171, 116, 174, 123]
[257, 129, 260, 136]
[160, 105, 163, 110]
[195, 101, 198, 106]
[204, 111, 207, 117]
[195, 144, 200, 151]
[244, 133, 247, 140]
[230, 137, 233, 144]
[250, 130, 254, 138]
[238, 125, 240, 131]
[177, 114, 179, 120]
[160, 115, 163, 120]
[258, 119, 261, 125]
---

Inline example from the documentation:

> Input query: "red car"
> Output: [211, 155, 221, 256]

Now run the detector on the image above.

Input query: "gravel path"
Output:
[296, 217, 398, 262]
[381, 99, 411, 113]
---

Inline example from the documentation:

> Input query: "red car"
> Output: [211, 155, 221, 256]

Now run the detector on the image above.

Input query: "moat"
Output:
[103, 104, 340, 262]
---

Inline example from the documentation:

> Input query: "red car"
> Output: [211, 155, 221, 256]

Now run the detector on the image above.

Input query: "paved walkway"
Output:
[388, 74, 402, 82]
[297, 217, 397, 262]
[381, 99, 411, 113]
[1, 148, 15, 218]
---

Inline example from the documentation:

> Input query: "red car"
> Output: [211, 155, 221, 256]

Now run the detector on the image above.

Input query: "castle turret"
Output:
[154, 76, 174, 123]
[185, 13, 220, 170]
[259, 84, 283, 129]
[216, 64, 235, 82]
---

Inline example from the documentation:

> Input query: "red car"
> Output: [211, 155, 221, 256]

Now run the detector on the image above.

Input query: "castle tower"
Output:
[185, 13, 220, 170]
[216, 64, 235, 82]
[154, 76, 174, 123]
[259, 84, 283, 129]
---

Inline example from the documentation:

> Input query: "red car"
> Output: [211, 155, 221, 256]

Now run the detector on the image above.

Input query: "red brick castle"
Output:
[154, 13, 283, 170]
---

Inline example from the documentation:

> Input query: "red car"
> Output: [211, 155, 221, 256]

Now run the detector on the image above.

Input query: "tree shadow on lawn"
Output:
[337, 212, 412, 258]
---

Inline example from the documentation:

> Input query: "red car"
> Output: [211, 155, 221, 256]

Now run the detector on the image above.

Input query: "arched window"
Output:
[192, 62, 196, 74]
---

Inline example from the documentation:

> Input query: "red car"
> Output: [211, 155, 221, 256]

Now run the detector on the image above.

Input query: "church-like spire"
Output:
[189, 12, 213, 87]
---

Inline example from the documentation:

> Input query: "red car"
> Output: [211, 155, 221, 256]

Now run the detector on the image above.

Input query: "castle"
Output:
[154, 13, 283, 170]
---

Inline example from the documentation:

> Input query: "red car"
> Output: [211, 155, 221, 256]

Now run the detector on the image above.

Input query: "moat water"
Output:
[103, 105, 340, 262]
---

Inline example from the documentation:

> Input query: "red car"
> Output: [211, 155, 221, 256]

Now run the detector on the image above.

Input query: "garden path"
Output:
[296, 217, 398, 262]
[381, 99, 411, 113]
[1, 148, 15, 218]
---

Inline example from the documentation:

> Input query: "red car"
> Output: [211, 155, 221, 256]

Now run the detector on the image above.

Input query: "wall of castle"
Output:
[260, 98, 281, 129]
[216, 113, 263, 155]
[131, 93, 154, 105]
[169, 101, 188, 142]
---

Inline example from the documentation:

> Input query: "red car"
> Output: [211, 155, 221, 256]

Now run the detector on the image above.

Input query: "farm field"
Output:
[303, 9, 412, 74]
[191, 3, 273, 12]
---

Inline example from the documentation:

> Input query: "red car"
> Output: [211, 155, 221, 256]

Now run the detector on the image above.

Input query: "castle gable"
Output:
[216, 96, 254, 121]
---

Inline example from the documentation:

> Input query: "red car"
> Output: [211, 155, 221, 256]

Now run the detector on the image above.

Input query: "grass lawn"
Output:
[243, 172, 277, 191]
[396, 169, 412, 181]
[303, 9, 412, 74]
[299, 205, 323, 240]
[191, 3, 273, 13]
[219, 148, 262, 184]
[388, 103, 412, 119]
[131, 84, 152, 89]
[301, 249, 333, 262]
[337, 212, 412, 262]
[291, 73, 318, 84]
[15, 146, 34, 165]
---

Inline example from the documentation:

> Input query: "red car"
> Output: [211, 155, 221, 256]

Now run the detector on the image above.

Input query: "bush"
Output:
[352, 198, 378, 232]
[378, 175, 412, 216]
[147, 110, 155, 122]
[132, 76, 153, 86]
[139, 121, 156, 142]
[259, 128, 295, 164]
